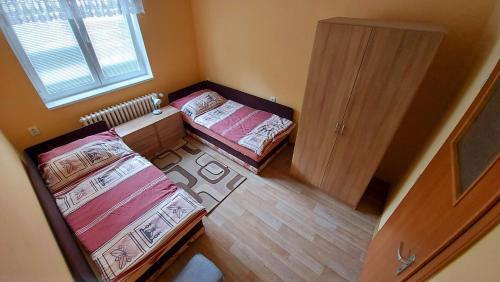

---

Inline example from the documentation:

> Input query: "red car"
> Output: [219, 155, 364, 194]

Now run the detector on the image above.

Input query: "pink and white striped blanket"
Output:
[39, 131, 206, 281]
[194, 100, 293, 155]
[171, 93, 294, 155]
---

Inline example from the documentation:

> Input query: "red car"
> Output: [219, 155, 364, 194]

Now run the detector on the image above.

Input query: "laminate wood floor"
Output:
[156, 141, 379, 282]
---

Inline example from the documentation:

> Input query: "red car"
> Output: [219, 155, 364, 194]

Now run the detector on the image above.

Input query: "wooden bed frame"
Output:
[168, 80, 295, 172]
[22, 121, 204, 282]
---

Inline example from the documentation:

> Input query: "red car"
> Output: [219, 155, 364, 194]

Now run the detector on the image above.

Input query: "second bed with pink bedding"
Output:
[170, 89, 295, 165]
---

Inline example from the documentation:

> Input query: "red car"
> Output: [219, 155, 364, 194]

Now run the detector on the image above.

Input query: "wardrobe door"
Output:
[359, 61, 500, 282]
[320, 27, 444, 207]
[291, 22, 371, 187]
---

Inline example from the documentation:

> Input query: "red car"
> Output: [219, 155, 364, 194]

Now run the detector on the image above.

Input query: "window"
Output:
[0, 1, 151, 109]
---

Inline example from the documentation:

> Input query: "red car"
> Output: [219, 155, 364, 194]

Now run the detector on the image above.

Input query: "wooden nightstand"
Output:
[115, 106, 185, 159]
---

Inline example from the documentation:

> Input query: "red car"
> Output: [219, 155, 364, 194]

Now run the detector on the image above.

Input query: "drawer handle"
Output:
[396, 241, 416, 275]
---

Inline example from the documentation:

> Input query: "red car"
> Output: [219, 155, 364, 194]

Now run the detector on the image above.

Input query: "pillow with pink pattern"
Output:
[170, 89, 226, 119]
[38, 129, 134, 193]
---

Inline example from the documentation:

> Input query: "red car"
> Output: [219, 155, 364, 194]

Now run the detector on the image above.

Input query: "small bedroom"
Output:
[1, 0, 499, 281]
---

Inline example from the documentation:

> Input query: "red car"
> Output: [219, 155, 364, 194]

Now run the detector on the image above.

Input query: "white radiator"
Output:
[79, 93, 164, 128]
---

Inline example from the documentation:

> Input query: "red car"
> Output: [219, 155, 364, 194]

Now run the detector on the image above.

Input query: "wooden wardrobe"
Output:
[291, 18, 445, 207]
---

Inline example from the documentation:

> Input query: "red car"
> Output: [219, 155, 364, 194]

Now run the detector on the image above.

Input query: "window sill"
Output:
[45, 74, 154, 109]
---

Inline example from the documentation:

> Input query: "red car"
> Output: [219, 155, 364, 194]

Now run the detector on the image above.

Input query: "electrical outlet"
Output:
[270, 96, 277, 102]
[28, 126, 40, 136]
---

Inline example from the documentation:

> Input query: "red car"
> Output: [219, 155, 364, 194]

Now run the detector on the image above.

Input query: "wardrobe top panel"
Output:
[320, 17, 447, 33]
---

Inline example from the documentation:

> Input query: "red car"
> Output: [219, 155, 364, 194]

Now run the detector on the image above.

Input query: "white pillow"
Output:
[181, 91, 226, 119]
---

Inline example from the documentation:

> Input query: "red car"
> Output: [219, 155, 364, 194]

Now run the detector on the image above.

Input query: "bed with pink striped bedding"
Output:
[38, 130, 206, 281]
[171, 90, 294, 158]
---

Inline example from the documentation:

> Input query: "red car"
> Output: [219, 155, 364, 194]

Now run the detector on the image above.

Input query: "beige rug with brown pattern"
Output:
[151, 139, 246, 213]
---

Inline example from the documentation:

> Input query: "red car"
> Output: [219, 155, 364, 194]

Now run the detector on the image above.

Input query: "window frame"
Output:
[0, 12, 152, 109]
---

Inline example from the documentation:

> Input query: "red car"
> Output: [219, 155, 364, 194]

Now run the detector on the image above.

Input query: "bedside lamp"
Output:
[151, 94, 163, 115]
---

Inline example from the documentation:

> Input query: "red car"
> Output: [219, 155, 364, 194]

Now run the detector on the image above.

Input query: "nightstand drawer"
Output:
[155, 112, 185, 149]
[122, 124, 161, 159]
[115, 106, 185, 159]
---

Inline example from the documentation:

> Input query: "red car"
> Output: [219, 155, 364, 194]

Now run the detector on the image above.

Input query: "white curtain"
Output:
[73, 0, 144, 19]
[0, 0, 144, 26]
[0, 0, 70, 25]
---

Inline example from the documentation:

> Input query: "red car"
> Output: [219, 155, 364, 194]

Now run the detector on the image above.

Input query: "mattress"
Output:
[38, 130, 206, 281]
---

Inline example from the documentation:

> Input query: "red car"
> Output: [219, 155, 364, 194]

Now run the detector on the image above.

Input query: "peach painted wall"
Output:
[0, 131, 72, 281]
[0, 0, 201, 152]
[189, 0, 498, 184]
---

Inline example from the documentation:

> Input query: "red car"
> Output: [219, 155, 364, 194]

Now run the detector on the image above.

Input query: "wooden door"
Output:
[291, 22, 371, 187]
[359, 61, 500, 281]
[320, 27, 444, 207]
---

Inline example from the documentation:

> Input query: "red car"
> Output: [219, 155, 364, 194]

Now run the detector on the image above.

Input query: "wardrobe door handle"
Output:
[335, 122, 346, 135]
[339, 124, 345, 135]
[396, 241, 416, 275]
